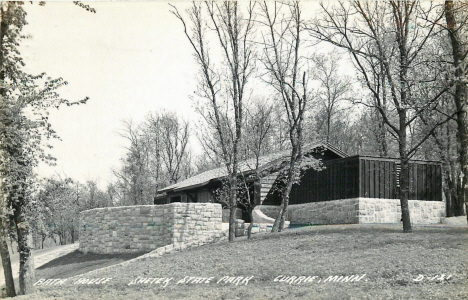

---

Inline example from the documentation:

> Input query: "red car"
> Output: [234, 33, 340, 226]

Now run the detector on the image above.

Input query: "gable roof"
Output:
[158, 142, 347, 194]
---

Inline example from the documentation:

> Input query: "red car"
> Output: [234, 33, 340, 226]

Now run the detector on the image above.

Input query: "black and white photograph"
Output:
[0, 0, 467, 299]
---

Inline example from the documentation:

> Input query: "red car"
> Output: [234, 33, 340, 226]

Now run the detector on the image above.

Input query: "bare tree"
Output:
[114, 112, 192, 205]
[310, 0, 455, 232]
[171, 1, 256, 241]
[418, 96, 462, 217]
[241, 99, 273, 238]
[259, 1, 311, 232]
[310, 53, 353, 144]
[114, 120, 152, 205]
[159, 112, 190, 184]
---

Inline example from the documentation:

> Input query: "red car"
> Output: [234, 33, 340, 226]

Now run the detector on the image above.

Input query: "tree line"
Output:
[0, 1, 95, 297]
[172, 0, 467, 239]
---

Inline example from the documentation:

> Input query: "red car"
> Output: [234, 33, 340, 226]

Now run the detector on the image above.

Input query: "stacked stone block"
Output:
[358, 198, 445, 224]
[170, 203, 223, 247]
[259, 198, 445, 225]
[234, 219, 245, 237]
[79, 203, 223, 254]
[281, 199, 359, 225]
[250, 223, 272, 234]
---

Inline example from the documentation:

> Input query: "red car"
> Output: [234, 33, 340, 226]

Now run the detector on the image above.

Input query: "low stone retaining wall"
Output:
[234, 222, 273, 236]
[79, 203, 223, 254]
[287, 199, 359, 225]
[259, 198, 445, 225]
[359, 198, 445, 224]
[250, 223, 273, 234]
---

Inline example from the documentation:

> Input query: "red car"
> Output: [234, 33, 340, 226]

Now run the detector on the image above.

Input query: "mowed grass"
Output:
[17, 224, 468, 300]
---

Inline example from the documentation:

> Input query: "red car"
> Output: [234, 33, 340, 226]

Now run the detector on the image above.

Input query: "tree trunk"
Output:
[377, 117, 388, 157]
[399, 110, 412, 233]
[455, 179, 465, 216]
[272, 148, 297, 232]
[0, 218, 16, 297]
[278, 193, 290, 231]
[247, 209, 253, 239]
[228, 175, 236, 242]
[444, 187, 453, 217]
[444, 165, 458, 217]
[399, 156, 412, 233]
[445, 0, 468, 222]
[14, 208, 35, 295]
[0, 6, 16, 296]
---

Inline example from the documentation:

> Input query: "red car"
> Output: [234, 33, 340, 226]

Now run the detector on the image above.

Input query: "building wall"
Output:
[285, 156, 443, 204]
[79, 203, 223, 254]
[259, 198, 445, 225]
[197, 190, 212, 203]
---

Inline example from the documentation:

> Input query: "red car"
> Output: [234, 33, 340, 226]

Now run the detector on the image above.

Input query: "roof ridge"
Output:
[158, 142, 344, 194]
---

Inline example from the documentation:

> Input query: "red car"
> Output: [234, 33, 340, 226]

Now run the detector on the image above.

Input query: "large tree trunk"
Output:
[444, 186, 453, 217]
[444, 162, 461, 217]
[399, 156, 412, 233]
[445, 0, 468, 221]
[399, 110, 412, 233]
[272, 145, 298, 232]
[0, 6, 16, 297]
[0, 217, 16, 297]
[228, 175, 237, 242]
[14, 207, 35, 295]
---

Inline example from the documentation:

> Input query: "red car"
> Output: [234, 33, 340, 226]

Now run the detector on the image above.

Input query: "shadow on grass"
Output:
[35, 250, 150, 279]
[38, 250, 149, 270]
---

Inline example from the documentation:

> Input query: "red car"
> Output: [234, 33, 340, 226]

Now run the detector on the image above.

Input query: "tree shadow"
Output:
[37, 249, 149, 270]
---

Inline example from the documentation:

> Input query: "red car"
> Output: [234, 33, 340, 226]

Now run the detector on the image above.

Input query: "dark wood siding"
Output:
[289, 156, 360, 204]
[358, 157, 441, 201]
[288, 155, 442, 204]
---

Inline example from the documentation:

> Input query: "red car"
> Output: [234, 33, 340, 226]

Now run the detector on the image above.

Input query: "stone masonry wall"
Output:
[259, 198, 445, 225]
[80, 203, 223, 254]
[358, 198, 445, 224]
[286, 199, 360, 225]
[171, 203, 223, 246]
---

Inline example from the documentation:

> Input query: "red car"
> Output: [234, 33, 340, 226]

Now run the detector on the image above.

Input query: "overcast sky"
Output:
[22, 1, 327, 189]
[22, 1, 203, 188]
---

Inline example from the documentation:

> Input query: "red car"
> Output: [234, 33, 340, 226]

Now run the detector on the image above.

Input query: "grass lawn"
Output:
[16, 224, 468, 300]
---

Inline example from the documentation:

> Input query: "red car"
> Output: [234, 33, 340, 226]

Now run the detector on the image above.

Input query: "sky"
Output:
[21, 1, 328, 190]
[23, 1, 202, 188]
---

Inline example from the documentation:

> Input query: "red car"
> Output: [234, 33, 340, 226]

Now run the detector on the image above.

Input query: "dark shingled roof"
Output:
[158, 142, 347, 193]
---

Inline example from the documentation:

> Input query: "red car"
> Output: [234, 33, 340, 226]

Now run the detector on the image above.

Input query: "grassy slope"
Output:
[17, 225, 468, 300]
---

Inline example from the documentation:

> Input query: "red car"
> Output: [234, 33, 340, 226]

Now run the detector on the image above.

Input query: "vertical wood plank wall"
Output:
[289, 156, 442, 204]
